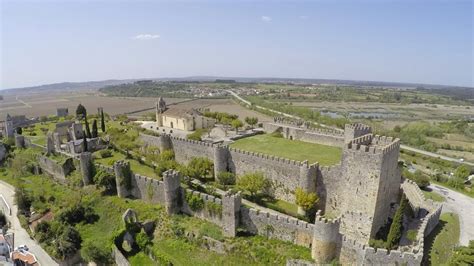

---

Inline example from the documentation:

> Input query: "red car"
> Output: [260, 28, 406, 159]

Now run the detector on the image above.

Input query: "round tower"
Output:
[311, 211, 341, 263]
[298, 161, 318, 215]
[213, 145, 229, 180]
[163, 169, 181, 215]
[158, 134, 173, 152]
[114, 160, 132, 198]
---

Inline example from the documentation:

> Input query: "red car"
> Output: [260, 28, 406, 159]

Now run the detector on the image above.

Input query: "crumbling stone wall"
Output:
[38, 155, 75, 181]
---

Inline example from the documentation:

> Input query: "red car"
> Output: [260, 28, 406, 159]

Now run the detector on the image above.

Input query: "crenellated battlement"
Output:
[185, 188, 222, 205]
[348, 134, 373, 145]
[228, 146, 319, 168]
[246, 207, 315, 231]
[168, 134, 216, 147]
[345, 123, 372, 132]
[314, 210, 340, 226]
[345, 142, 381, 154]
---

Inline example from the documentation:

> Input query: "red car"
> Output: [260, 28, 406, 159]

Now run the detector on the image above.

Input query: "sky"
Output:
[1, 0, 473, 89]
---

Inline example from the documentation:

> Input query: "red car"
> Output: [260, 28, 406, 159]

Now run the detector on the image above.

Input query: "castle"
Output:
[15, 113, 440, 265]
[137, 119, 441, 265]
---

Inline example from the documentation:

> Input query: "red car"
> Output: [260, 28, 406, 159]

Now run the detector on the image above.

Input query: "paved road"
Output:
[401, 145, 473, 167]
[429, 184, 474, 245]
[0, 181, 58, 266]
[228, 90, 473, 167]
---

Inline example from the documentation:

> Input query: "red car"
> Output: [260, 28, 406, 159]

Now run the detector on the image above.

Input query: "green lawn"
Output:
[421, 190, 445, 202]
[262, 199, 299, 218]
[426, 212, 460, 265]
[94, 150, 158, 179]
[230, 134, 342, 165]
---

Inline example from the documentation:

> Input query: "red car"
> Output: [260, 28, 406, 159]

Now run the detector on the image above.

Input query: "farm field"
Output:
[0, 92, 187, 117]
[230, 134, 342, 165]
[133, 98, 272, 123]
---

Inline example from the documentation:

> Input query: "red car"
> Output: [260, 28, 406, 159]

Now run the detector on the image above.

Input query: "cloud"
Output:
[261, 16, 272, 22]
[133, 34, 160, 40]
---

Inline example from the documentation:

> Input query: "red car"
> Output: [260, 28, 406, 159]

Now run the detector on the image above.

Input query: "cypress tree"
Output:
[76, 104, 87, 120]
[100, 109, 106, 133]
[82, 134, 88, 152]
[92, 120, 98, 138]
[85, 117, 92, 139]
[386, 195, 407, 250]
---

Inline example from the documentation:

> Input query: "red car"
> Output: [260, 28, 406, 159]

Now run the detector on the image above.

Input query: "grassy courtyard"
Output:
[230, 134, 342, 165]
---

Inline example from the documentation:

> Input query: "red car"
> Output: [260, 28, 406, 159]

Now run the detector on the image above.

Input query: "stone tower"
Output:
[222, 191, 241, 237]
[297, 161, 318, 215]
[156, 97, 167, 127]
[163, 169, 181, 215]
[311, 211, 341, 263]
[344, 123, 372, 143]
[336, 136, 401, 243]
[157, 134, 173, 152]
[114, 160, 132, 198]
[14, 134, 25, 148]
[213, 145, 229, 180]
[4, 114, 14, 138]
[80, 152, 93, 185]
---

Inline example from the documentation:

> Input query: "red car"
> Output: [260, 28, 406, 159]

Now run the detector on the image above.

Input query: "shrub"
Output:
[136, 230, 152, 250]
[93, 169, 116, 193]
[236, 172, 271, 201]
[369, 238, 386, 249]
[185, 192, 205, 211]
[15, 187, 32, 214]
[34, 221, 52, 243]
[184, 157, 213, 180]
[99, 149, 113, 158]
[217, 171, 235, 187]
[206, 201, 223, 217]
[406, 229, 417, 242]
[53, 225, 82, 260]
[57, 204, 97, 225]
[294, 188, 319, 212]
[81, 241, 112, 264]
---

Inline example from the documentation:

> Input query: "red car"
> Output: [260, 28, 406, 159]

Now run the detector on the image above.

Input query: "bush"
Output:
[403, 169, 430, 188]
[217, 171, 235, 187]
[93, 169, 116, 193]
[99, 149, 113, 158]
[57, 204, 97, 225]
[136, 230, 152, 250]
[15, 187, 32, 214]
[236, 172, 271, 201]
[294, 188, 319, 212]
[369, 238, 386, 249]
[184, 157, 213, 180]
[81, 241, 112, 264]
[406, 229, 417, 242]
[53, 225, 82, 260]
[185, 192, 205, 211]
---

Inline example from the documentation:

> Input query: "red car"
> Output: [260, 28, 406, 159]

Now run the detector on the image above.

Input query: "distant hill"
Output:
[3, 76, 472, 98]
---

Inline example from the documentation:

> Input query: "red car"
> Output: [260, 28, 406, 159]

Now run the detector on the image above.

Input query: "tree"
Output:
[92, 120, 98, 138]
[245, 117, 258, 129]
[100, 109, 106, 133]
[53, 225, 82, 260]
[185, 157, 213, 180]
[93, 169, 116, 194]
[386, 195, 407, 250]
[454, 165, 471, 180]
[82, 134, 88, 152]
[135, 230, 152, 250]
[15, 127, 22, 135]
[295, 188, 319, 212]
[84, 117, 92, 139]
[217, 171, 235, 188]
[76, 104, 87, 120]
[81, 241, 112, 264]
[448, 240, 474, 265]
[15, 187, 31, 214]
[236, 172, 271, 200]
[231, 119, 244, 133]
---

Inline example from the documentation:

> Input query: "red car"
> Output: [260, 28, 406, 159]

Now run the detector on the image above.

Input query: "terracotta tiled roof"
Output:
[11, 250, 38, 265]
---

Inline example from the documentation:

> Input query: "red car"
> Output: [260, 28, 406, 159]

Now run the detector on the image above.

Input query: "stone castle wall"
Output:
[181, 189, 223, 226]
[263, 122, 345, 147]
[38, 155, 75, 181]
[240, 207, 315, 247]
